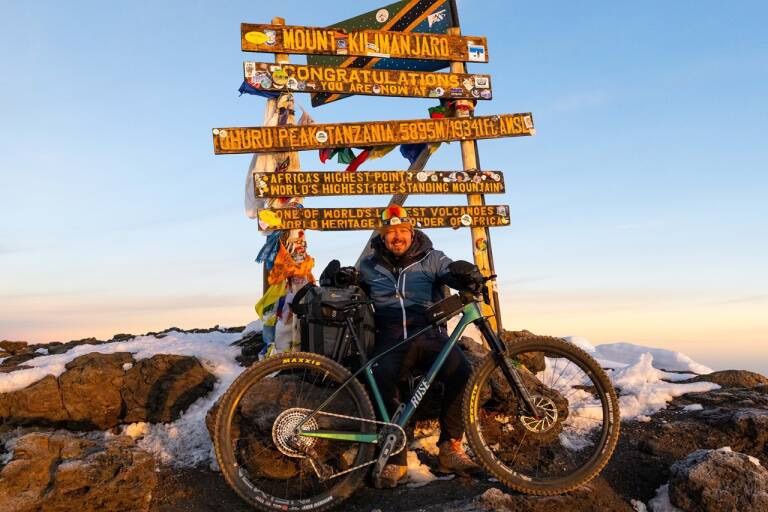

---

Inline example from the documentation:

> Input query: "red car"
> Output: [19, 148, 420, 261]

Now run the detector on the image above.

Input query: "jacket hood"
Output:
[371, 229, 433, 268]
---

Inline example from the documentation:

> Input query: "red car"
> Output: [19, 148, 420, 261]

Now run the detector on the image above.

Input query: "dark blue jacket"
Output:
[358, 230, 453, 343]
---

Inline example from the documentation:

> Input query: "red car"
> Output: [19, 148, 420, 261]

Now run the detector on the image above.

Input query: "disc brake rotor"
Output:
[519, 394, 559, 433]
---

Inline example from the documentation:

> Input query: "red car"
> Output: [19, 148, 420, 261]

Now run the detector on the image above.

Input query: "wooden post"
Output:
[262, 16, 291, 294]
[448, 26, 502, 334]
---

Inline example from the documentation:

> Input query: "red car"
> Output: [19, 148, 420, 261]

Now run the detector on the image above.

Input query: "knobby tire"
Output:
[462, 336, 620, 495]
[213, 352, 376, 512]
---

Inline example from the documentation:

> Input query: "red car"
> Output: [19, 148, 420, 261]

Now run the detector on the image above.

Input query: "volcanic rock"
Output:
[684, 369, 768, 388]
[122, 354, 216, 423]
[638, 388, 768, 462]
[0, 353, 215, 429]
[668, 447, 768, 511]
[0, 340, 29, 356]
[0, 431, 156, 512]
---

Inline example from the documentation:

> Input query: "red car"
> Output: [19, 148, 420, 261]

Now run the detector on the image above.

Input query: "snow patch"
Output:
[613, 353, 719, 420]
[682, 403, 703, 412]
[631, 499, 649, 512]
[593, 342, 713, 374]
[0, 330, 242, 394]
[406, 451, 438, 487]
[563, 336, 596, 354]
[648, 484, 683, 512]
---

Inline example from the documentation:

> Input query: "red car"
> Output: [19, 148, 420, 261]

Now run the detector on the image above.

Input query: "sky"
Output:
[1, 1, 766, 374]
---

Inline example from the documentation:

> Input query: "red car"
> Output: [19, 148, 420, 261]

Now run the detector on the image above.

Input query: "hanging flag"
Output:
[239, 81, 279, 99]
[267, 242, 316, 285]
[255, 281, 288, 320]
[345, 148, 371, 172]
[308, 0, 457, 107]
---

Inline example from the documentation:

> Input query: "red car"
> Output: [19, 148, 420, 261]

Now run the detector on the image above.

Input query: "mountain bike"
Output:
[213, 281, 621, 512]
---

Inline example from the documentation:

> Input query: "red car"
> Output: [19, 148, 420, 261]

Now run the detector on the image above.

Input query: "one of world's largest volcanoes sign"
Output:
[213, 113, 534, 154]
[257, 205, 510, 231]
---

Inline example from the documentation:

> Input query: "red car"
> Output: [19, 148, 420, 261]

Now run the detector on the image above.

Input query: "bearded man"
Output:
[358, 205, 484, 488]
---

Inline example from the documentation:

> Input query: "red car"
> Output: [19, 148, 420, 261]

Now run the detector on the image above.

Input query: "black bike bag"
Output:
[291, 283, 375, 365]
[424, 294, 465, 325]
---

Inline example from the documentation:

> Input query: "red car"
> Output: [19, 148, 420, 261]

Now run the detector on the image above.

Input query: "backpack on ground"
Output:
[290, 282, 375, 367]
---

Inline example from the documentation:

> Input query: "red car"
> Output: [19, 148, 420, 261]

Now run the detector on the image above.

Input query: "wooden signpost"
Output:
[213, 113, 534, 154]
[257, 205, 510, 231]
[241, 23, 488, 63]
[214, 2, 537, 334]
[252, 170, 505, 198]
[244, 61, 492, 100]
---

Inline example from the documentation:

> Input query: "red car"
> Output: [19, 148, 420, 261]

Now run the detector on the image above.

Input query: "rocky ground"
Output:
[1, 333, 767, 511]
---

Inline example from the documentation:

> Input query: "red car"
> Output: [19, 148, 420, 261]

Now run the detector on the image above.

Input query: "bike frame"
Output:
[298, 298, 538, 445]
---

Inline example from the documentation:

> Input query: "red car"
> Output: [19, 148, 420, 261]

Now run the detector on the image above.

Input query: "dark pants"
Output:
[371, 328, 472, 465]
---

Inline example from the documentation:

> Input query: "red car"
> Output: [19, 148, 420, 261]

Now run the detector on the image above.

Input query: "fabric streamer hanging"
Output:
[239, 81, 280, 99]
[267, 242, 316, 285]
[255, 281, 287, 321]
[255, 231, 282, 269]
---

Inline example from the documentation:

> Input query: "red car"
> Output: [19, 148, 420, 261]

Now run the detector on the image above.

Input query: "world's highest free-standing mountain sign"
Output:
[213, 113, 534, 154]
[252, 170, 505, 197]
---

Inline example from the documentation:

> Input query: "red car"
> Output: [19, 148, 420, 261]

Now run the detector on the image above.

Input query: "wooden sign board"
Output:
[213, 113, 534, 154]
[241, 24, 489, 63]
[253, 170, 505, 198]
[257, 205, 510, 231]
[244, 61, 492, 100]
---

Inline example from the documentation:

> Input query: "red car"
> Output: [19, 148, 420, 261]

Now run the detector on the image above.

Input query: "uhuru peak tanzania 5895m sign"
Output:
[258, 205, 510, 231]
[244, 61, 492, 100]
[252, 170, 504, 198]
[213, 113, 534, 154]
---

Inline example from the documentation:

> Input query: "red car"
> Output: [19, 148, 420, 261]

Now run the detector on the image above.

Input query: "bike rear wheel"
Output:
[463, 336, 620, 495]
[214, 352, 376, 512]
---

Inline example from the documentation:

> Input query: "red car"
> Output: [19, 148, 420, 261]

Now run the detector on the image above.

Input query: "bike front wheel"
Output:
[214, 352, 376, 512]
[463, 336, 620, 495]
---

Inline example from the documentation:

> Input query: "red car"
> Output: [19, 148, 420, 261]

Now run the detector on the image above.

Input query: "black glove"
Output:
[319, 259, 360, 288]
[446, 260, 484, 292]
[319, 260, 341, 287]
[334, 266, 360, 287]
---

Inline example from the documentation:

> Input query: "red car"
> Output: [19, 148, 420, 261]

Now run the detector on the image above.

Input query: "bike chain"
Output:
[287, 408, 406, 481]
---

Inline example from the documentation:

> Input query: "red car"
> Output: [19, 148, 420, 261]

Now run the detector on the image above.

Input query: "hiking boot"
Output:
[376, 464, 408, 488]
[437, 439, 481, 476]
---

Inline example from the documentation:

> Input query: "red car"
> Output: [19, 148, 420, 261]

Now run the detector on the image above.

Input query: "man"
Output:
[358, 205, 484, 488]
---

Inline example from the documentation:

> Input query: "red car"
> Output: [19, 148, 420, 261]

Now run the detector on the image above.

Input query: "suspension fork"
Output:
[474, 315, 540, 418]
